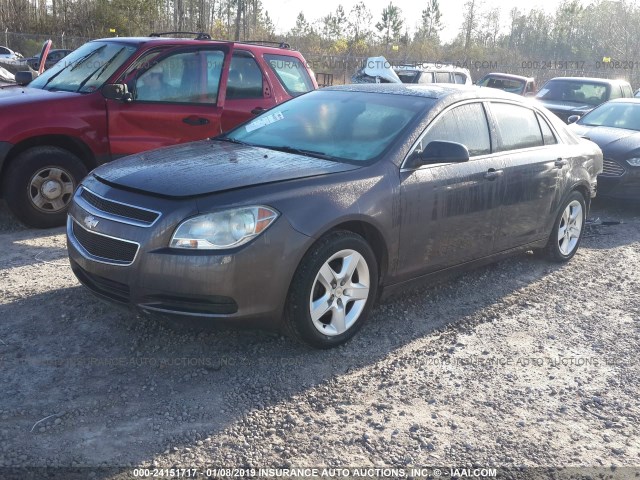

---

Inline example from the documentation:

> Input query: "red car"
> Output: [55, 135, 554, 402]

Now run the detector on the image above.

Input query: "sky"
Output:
[262, 0, 592, 43]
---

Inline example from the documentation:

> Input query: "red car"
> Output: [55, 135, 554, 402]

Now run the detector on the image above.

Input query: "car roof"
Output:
[546, 76, 630, 85]
[91, 37, 301, 54]
[394, 63, 470, 73]
[325, 83, 524, 101]
[482, 72, 534, 82]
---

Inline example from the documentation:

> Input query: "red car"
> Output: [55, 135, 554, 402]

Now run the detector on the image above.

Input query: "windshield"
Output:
[477, 76, 525, 94]
[29, 41, 137, 93]
[535, 80, 609, 106]
[578, 102, 640, 131]
[225, 90, 431, 163]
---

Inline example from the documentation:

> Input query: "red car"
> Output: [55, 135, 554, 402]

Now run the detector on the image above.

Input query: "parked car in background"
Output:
[535, 77, 633, 122]
[568, 99, 640, 199]
[476, 72, 536, 96]
[394, 63, 472, 85]
[67, 84, 602, 348]
[26, 48, 72, 71]
[0, 33, 317, 228]
[0, 46, 23, 61]
[351, 56, 402, 84]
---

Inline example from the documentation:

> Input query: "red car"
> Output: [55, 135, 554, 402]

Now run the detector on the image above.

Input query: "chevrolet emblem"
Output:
[83, 215, 99, 229]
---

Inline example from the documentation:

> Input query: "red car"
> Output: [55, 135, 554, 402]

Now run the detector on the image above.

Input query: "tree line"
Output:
[2, 0, 640, 85]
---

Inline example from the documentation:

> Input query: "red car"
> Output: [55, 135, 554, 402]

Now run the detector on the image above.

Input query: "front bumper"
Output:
[67, 179, 311, 327]
[597, 160, 640, 200]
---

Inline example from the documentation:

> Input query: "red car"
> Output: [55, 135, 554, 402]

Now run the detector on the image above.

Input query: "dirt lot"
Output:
[0, 198, 638, 479]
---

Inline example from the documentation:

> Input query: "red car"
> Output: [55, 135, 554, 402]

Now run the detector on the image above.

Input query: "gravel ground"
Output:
[0, 198, 638, 479]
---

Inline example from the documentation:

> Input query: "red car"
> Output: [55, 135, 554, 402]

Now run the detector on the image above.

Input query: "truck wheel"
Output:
[2, 147, 87, 228]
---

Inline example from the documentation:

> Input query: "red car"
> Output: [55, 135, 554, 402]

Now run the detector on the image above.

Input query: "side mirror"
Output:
[15, 70, 37, 85]
[524, 91, 536, 97]
[567, 115, 581, 124]
[102, 83, 133, 102]
[407, 141, 470, 168]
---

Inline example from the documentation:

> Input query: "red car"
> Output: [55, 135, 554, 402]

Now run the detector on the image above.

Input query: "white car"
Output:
[0, 46, 23, 61]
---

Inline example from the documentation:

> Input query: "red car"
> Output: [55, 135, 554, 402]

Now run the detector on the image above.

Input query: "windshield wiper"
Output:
[41, 45, 107, 90]
[76, 47, 125, 92]
[216, 137, 252, 146]
[263, 145, 335, 160]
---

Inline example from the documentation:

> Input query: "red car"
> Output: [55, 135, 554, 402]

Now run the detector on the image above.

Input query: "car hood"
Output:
[536, 99, 594, 113]
[0, 85, 79, 105]
[568, 124, 640, 157]
[92, 140, 362, 198]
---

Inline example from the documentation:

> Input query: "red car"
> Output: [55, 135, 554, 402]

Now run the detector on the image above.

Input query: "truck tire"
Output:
[2, 146, 87, 228]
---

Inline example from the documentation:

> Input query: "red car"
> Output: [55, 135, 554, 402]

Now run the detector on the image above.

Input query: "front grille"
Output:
[601, 159, 626, 177]
[70, 259, 130, 303]
[141, 295, 238, 315]
[72, 221, 138, 264]
[80, 188, 160, 225]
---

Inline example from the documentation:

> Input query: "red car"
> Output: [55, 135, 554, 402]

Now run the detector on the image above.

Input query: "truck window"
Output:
[264, 54, 314, 96]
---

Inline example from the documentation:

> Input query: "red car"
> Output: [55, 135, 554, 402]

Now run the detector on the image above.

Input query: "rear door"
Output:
[486, 102, 562, 250]
[397, 102, 505, 281]
[220, 50, 276, 132]
[105, 44, 233, 158]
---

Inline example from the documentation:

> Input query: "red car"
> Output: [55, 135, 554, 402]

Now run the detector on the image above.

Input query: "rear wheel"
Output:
[284, 231, 378, 348]
[539, 191, 586, 262]
[2, 146, 87, 228]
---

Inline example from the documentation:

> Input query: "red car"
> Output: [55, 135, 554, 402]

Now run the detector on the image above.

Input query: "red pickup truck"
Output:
[0, 33, 317, 227]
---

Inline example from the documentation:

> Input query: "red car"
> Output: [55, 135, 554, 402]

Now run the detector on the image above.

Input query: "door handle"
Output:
[484, 168, 504, 180]
[555, 158, 568, 168]
[251, 107, 266, 115]
[182, 116, 210, 126]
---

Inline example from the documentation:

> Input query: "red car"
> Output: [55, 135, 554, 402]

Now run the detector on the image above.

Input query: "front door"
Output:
[105, 45, 233, 158]
[397, 102, 505, 281]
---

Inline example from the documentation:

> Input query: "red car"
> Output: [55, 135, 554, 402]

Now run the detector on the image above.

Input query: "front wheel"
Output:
[2, 146, 87, 228]
[539, 191, 586, 262]
[284, 231, 378, 349]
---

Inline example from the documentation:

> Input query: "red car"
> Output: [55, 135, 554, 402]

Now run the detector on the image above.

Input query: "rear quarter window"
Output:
[264, 54, 314, 96]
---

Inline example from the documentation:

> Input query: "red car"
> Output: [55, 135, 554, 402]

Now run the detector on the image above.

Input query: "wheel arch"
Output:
[1, 135, 97, 194]
[322, 220, 390, 287]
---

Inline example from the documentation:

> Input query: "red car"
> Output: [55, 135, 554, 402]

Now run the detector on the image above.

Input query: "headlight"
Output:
[626, 158, 640, 167]
[170, 206, 279, 250]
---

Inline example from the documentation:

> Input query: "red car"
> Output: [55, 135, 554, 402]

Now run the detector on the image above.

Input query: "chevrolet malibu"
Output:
[67, 84, 603, 348]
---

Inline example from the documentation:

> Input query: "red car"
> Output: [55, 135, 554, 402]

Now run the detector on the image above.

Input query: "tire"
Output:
[539, 191, 586, 262]
[2, 146, 87, 228]
[283, 230, 379, 349]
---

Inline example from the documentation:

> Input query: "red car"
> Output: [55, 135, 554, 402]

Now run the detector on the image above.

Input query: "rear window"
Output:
[264, 54, 314, 96]
[535, 80, 609, 106]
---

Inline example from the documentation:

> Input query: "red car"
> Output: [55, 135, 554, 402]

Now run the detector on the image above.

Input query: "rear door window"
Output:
[264, 54, 313, 96]
[491, 103, 544, 151]
[434, 71, 451, 83]
[418, 72, 434, 84]
[454, 73, 466, 84]
[227, 51, 264, 99]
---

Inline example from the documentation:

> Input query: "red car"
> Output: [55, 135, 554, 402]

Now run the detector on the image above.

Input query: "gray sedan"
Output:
[67, 84, 602, 348]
